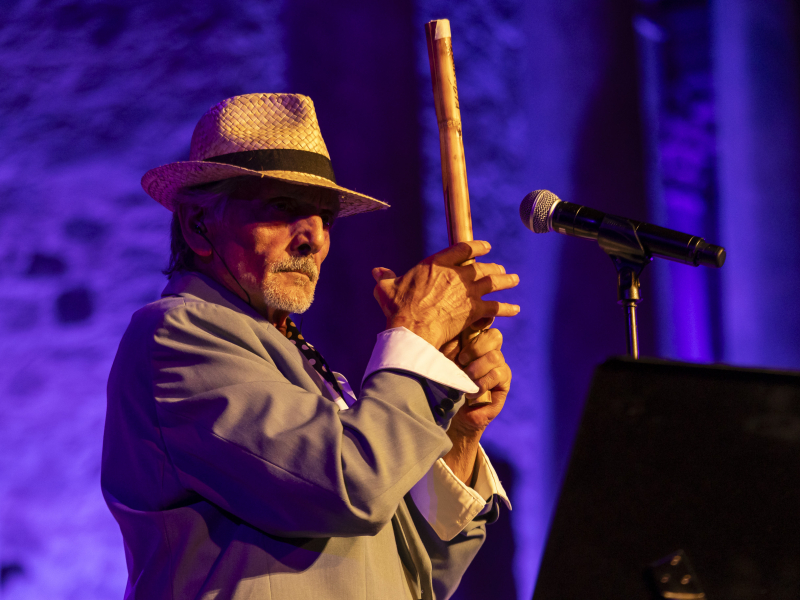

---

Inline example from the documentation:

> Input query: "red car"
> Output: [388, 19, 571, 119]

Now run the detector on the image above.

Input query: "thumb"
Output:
[469, 316, 495, 332]
[433, 240, 491, 266]
[372, 267, 397, 282]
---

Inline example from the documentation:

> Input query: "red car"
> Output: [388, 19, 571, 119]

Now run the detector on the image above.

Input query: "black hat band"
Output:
[205, 149, 337, 184]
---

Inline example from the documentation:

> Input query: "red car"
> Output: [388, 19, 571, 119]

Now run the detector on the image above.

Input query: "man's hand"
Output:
[440, 327, 511, 484]
[449, 328, 510, 434]
[371, 241, 520, 350]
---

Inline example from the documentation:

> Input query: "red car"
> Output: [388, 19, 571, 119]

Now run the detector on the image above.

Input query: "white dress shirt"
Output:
[307, 326, 511, 542]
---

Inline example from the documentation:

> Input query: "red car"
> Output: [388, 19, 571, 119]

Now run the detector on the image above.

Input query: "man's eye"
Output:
[319, 210, 337, 229]
[271, 199, 291, 212]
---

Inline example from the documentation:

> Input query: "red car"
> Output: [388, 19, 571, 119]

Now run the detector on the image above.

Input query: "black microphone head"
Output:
[696, 242, 726, 268]
[519, 190, 562, 234]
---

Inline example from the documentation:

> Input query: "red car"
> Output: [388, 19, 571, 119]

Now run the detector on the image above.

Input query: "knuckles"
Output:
[487, 349, 504, 364]
[463, 349, 506, 379]
[373, 243, 513, 349]
[486, 328, 503, 347]
[454, 241, 474, 255]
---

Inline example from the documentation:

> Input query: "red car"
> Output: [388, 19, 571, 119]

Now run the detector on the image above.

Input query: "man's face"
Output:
[207, 178, 339, 318]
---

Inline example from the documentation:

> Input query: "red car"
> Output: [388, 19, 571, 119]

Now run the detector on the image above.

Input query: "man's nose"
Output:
[290, 215, 326, 256]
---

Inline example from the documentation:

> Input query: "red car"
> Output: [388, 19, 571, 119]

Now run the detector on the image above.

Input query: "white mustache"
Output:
[269, 256, 319, 283]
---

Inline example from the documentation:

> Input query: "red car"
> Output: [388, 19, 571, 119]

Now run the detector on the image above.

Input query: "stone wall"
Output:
[3, 1, 786, 598]
[0, 2, 285, 597]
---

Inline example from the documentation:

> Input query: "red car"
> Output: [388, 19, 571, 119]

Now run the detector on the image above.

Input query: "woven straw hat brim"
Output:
[142, 160, 389, 218]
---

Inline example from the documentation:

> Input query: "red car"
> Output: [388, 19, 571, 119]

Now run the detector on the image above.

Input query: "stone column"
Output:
[713, 0, 800, 369]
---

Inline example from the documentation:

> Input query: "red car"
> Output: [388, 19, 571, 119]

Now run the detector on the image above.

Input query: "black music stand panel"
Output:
[533, 357, 800, 599]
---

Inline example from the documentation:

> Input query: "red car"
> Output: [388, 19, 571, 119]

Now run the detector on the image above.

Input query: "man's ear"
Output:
[177, 205, 213, 259]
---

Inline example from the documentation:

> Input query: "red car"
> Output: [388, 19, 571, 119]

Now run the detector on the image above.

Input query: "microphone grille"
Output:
[519, 190, 561, 234]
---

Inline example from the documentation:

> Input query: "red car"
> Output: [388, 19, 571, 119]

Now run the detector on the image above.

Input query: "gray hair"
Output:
[164, 176, 254, 278]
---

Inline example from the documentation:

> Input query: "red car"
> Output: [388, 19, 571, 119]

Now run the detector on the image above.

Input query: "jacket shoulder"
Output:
[128, 294, 259, 338]
[121, 293, 297, 366]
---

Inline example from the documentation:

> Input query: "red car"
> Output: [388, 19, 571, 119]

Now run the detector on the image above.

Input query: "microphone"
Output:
[519, 190, 726, 268]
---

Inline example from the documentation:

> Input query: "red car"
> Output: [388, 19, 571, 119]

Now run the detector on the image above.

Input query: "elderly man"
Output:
[102, 94, 520, 600]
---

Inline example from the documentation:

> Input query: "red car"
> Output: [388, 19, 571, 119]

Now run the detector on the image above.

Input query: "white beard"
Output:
[259, 255, 319, 314]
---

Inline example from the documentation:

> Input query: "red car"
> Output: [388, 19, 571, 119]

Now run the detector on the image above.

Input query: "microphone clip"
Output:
[598, 215, 650, 264]
[609, 253, 648, 360]
[594, 215, 650, 360]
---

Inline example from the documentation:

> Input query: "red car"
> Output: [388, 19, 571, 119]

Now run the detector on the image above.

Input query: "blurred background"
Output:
[1, 0, 799, 598]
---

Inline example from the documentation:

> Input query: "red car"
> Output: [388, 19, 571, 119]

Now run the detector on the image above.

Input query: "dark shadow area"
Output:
[550, 0, 655, 482]
[536, 358, 800, 598]
[283, 0, 426, 391]
[451, 449, 517, 600]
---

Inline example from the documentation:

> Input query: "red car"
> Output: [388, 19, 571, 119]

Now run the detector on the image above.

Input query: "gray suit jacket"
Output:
[101, 272, 492, 600]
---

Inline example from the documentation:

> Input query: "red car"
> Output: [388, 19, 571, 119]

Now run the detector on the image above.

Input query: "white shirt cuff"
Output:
[362, 327, 479, 393]
[409, 445, 512, 541]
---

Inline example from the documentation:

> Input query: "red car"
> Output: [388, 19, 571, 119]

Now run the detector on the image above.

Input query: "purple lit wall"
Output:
[2, 1, 800, 599]
[0, 2, 286, 597]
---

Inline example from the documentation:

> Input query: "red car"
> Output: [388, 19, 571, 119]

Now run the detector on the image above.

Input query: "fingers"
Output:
[458, 328, 503, 366]
[372, 267, 397, 282]
[458, 332, 511, 395]
[462, 346, 503, 380]
[468, 361, 512, 396]
[372, 268, 398, 319]
[472, 273, 520, 296]
[440, 337, 461, 361]
[477, 300, 521, 319]
[468, 316, 495, 332]
[432, 240, 491, 266]
[467, 262, 506, 279]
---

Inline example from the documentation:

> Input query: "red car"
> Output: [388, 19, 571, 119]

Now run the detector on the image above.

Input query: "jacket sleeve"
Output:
[400, 492, 500, 600]
[146, 299, 454, 538]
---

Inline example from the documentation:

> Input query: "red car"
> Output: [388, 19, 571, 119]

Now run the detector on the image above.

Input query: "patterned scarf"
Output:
[283, 317, 345, 399]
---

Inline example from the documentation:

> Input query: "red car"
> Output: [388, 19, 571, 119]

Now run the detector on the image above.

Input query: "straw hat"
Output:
[142, 93, 390, 217]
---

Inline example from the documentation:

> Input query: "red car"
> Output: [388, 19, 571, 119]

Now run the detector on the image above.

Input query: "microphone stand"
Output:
[596, 216, 652, 360]
[611, 256, 647, 359]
